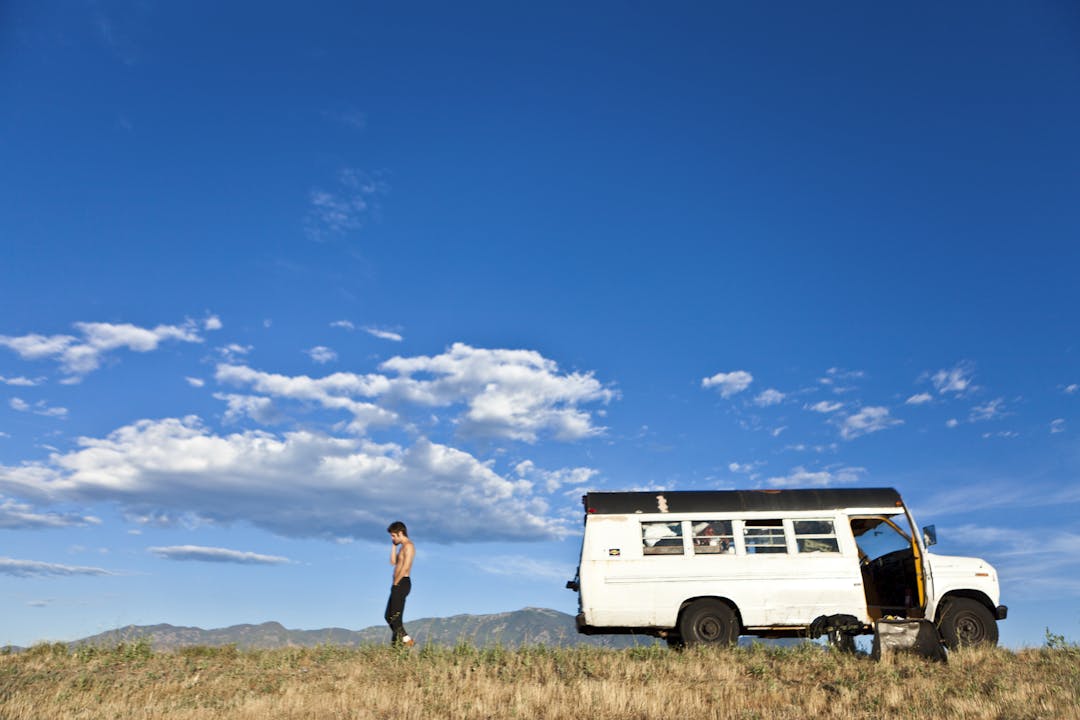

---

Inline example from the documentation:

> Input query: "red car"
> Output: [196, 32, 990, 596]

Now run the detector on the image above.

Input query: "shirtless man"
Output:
[385, 521, 415, 647]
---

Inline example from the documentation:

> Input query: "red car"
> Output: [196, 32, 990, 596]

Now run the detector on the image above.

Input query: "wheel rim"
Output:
[697, 615, 725, 642]
[955, 612, 985, 644]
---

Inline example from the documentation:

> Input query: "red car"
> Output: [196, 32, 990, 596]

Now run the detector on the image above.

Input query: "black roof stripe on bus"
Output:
[583, 488, 902, 515]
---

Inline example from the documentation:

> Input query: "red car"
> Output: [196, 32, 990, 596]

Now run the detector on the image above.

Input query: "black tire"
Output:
[937, 598, 998, 649]
[678, 600, 739, 646]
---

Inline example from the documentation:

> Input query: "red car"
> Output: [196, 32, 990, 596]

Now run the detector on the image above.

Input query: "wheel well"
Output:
[935, 590, 995, 621]
[677, 596, 744, 632]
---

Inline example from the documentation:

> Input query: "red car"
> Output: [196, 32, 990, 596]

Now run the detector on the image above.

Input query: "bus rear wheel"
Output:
[678, 600, 739, 646]
[938, 598, 998, 649]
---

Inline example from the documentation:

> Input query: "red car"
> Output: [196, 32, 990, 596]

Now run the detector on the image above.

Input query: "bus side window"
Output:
[744, 518, 787, 554]
[793, 519, 840, 553]
[691, 520, 734, 554]
[642, 522, 684, 555]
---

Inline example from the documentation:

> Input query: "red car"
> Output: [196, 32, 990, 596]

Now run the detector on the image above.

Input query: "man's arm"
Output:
[393, 542, 414, 585]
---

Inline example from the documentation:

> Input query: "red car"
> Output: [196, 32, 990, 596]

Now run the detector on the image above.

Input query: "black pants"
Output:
[384, 577, 411, 643]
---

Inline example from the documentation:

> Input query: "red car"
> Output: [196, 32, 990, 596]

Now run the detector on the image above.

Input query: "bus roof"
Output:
[583, 488, 903, 515]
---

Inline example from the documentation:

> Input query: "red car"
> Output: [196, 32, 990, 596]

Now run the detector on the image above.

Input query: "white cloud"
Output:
[0, 417, 570, 543]
[214, 364, 397, 433]
[701, 370, 753, 398]
[148, 545, 291, 565]
[728, 461, 765, 476]
[1050, 419, 1066, 434]
[0, 498, 99, 529]
[807, 400, 843, 413]
[930, 362, 975, 395]
[378, 344, 615, 442]
[906, 393, 933, 405]
[1065, 384, 1078, 395]
[185, 377, 205, 388]
[514, 460, 598, 493]
[818, 368, 864, 394]
[213, 393, 282, 425]
[203, 315, 223, 331]
[753, 388, 785, 407]
[969, 397, 1006, 422]
[305, 346, 338, 364]
[839, 406, 902, 440]
[304, 168, 386, 241]
[217, 344, 253, 362]
[765, 465, 865, 488]
[476, 555, 572, 581]
[0, 557, 113, 577]
[0, 375, 41, 387]
[364, 327, 404, 342]
[982, 430, 1019, 439]
[330, 320, 356, 331]
[9, 397, 68, 418]
[0, 319, 207, 377]
[946, 418, 959, 428]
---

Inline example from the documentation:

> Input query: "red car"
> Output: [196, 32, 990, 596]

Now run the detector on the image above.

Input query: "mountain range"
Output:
[10, 608, 656, 652]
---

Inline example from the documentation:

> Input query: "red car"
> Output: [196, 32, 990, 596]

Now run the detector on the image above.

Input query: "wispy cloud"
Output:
[0, 375, 42, 387]
[906, 392, 933, 405]
[330, 320, 356, 331]
[322, 108, 367, 130]
[765, 465, 865, 488]
[807, 400, 843, 413]
[364, 326, 404, 342]
[1050, 419, 1066, 434]
[185, 377, 205, 388]
[0, 557, 113, 578]
[305, 346, 338, 364]
[9, 398, 68, 418]
[969, 397, 1006, 422]
[217, 343, 253, 363]
[929, 362, 975, 395]
[148, 545, 291, 565]
[0, 498, 99, 530]
[213, 393, 282, 425]
[304, 168, 387, 241]
[514, 460, 598, 492]
[839, 406, 902, 440]
[475, 555, 572, 581]
[818, 368, 864, 394]
[1064, 384, 1078, 395]
[0, 318, 216, 378]
[753, 388, 785, 407]
[702, 370, 753, 398]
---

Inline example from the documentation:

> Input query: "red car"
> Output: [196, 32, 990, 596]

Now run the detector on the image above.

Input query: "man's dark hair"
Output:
[387, 521, 408, 536]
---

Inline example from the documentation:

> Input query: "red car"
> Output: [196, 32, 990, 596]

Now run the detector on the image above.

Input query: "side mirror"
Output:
[922, 525, 937, 548]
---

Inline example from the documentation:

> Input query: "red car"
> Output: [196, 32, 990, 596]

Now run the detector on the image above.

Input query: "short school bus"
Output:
[566, 488, 1007, 648]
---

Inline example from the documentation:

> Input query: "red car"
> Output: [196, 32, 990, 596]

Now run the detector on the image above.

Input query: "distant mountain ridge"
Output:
[61, 608, 654, 652]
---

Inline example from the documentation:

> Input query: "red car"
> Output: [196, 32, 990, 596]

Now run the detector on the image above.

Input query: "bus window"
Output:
[642, 521, 684, 555]
[744, 519, 787, 554]
[691, 520, 734, 554]
[793, 519, 840, 553]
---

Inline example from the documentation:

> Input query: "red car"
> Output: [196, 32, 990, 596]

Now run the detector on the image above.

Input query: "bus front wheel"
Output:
[678, 600, 739, 646]
[937, 598, 998, 649]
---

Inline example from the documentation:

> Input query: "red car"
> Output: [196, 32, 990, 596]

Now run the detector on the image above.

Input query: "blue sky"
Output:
[1, 2, 1078, 649]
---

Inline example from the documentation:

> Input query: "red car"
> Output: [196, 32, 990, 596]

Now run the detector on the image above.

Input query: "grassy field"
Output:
[2, 641, 1078, 719]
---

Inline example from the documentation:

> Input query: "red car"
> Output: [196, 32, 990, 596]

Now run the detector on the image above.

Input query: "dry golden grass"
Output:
[2, 641, 1078, 720]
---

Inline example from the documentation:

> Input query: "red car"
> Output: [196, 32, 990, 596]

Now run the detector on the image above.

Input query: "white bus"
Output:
[566, 488, 1007, 648]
